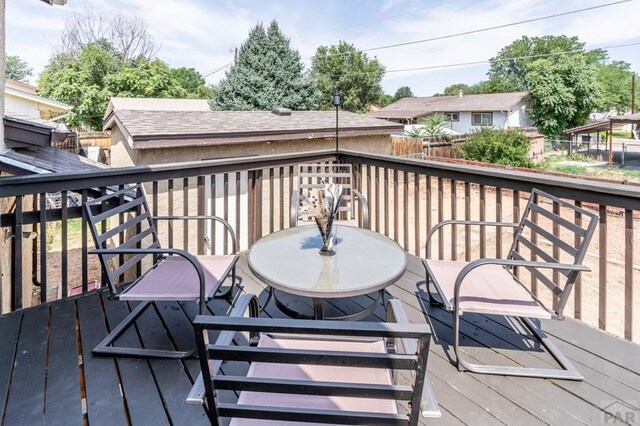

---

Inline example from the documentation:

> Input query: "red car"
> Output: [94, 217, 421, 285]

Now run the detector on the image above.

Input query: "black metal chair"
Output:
[193, 298, 440, 425]
[84, 184, 239, 358]
[423, 188, 599, 380]
[290, 163, 369, 228]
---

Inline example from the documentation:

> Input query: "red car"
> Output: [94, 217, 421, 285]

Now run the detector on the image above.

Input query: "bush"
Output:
[458, 128, 533, 168]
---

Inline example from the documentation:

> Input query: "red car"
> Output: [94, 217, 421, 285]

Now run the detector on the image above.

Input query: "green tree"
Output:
[105, 59, 187, 98]
[39, 40, 200, 129]
[170, 67, 212, 98]
[311, 41, 385, 112]
[525, 55, 599, 138]
[393, 86, 413, 101]
[5, 54, 33, 82]
[438, 78, 518, 96]
[459, 128, 533, 168]
[378, 93, 394, 106]
[39, 41, 123, 129]
[595, 61, 633, 113]
[420, 114, 448, 136]
[488, 35, 605, 91]
[211, 21, 318, 110]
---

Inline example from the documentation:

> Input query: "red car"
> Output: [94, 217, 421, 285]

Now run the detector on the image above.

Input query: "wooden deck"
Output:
[0, 253, 639, 425]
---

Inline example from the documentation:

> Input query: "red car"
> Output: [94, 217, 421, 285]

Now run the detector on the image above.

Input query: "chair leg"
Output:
[93, 301, 196, 359]
[451, 313, 583, 380]
[214, 265, 238, 300]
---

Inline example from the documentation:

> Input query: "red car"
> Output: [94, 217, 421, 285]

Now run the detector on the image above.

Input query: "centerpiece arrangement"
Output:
[299, 182, 345, 256]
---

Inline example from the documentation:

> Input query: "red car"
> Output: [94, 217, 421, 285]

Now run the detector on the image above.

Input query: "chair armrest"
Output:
[426, 220, 518, 256]
[290, 190, 300, 228]
[187, 293, 259, 405]
[454, 259, 591, 299]
[154, 215, 237, 253]
[386, 299, 441, 419]
[352, 189, 369, 229]
[89, 247, 207, 305]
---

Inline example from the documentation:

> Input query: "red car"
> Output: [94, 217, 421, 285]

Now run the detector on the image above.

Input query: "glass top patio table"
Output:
[247, 225, 407, 319]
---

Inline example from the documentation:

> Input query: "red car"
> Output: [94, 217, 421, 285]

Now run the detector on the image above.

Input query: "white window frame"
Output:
[472, 112, 493, 126]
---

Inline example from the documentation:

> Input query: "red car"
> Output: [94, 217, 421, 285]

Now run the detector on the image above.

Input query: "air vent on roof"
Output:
[271, 108, 291, 116]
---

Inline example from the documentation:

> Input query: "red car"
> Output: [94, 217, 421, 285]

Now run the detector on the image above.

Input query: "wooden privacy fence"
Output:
[0, 149, 638, 344]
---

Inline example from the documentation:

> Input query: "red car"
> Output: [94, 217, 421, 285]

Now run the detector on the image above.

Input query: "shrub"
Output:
[458, 128, 533, 168]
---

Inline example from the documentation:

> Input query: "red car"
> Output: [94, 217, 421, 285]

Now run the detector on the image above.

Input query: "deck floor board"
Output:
[0, 253, 638, 425]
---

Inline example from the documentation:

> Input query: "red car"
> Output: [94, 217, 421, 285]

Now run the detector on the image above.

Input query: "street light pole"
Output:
[332, 90, 342, 153]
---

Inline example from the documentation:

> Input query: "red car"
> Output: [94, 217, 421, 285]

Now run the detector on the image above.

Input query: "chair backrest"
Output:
[84, 184, 160, 295]
[507, 189, 599, 316]
[296, 163, 356, 221]
[194, 316, 431, 426]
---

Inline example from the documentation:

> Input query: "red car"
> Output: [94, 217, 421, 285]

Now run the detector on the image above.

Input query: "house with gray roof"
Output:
[369, 92, 531, 134]
[103, 98, 403, 167]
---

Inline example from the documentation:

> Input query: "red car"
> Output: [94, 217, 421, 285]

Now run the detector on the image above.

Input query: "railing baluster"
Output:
[384, 168, 389, 237]
[39, 193, 47, 303]
[168, 179, 174, 248]
[81, 190, 88, 292]
[118, 185, 125, 283]
[531, 202, 539, 296]
[480, 185, 486, 258]
[212, 175, 218, 252]
[224, 173, 229, 254]
[438, 177, 444, 260]
[512, 190, 520, 278]
[451, 179, 457, 261]
[425, 175, 431, 259]
[414, 173, 420, 256]
[237, 173, 242, 247]
[197, 176, 205, 256]
[393, 169, 399, 243]
[371, 166, 377, 233]
[624, 209, 634, 340]
[599, 205, 607, 331]
[11, 196, 23, 310]
[465, 182, 471, 262]
[183, 177, 189, 251]
[152, 181, 159, 263]
[552, 200, 561, 312]
[495, 187, 502, 258]
[269, 168, 274, 234]
[279, 167, 284, 231]
[403, 170, 409, 251]
[574, 200, 582, 320]
[61, 191, 68, 298]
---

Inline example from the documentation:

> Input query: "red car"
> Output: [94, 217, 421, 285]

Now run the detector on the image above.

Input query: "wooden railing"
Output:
[0, 149, 638, 343]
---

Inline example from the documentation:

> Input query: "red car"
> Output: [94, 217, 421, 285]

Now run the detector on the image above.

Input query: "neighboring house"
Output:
[368, 92, 531, 134]
[5, 79, 71, 122]
[103, 98, 403, 167]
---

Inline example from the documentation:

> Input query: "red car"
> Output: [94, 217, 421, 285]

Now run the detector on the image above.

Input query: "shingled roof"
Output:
[369, 92, 528, 120]
[105, 109, 403, 149]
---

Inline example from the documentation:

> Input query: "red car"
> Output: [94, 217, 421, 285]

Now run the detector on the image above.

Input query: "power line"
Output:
[313, 41, 640, 80]
[202, 61, 233, 78]
[306, 0, 631, 60]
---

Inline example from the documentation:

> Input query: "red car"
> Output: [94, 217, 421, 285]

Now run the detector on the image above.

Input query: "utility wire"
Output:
[202, 61, 233, 78]
[306, 0, 631, 60]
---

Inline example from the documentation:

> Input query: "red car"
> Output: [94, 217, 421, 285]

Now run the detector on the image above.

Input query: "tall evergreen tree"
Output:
[211, 21, 318, 110]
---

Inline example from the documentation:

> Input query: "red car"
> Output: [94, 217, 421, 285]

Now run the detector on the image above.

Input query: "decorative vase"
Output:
[314, 216, 335, 256]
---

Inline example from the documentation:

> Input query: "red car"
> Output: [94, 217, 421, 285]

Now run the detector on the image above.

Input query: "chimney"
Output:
[458, 90, 463, 98]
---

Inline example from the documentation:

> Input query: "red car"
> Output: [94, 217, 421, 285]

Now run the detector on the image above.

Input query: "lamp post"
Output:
[332, 89, 342, 152]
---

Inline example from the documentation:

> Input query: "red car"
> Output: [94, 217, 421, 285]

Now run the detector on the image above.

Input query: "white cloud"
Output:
[5, 0, 640, 94]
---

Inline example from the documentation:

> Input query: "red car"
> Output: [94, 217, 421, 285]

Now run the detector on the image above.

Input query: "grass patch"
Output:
[547, 165, 589, 175]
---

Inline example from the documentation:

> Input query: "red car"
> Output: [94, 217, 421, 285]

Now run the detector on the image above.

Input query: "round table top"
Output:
[247, 225, 407, 298]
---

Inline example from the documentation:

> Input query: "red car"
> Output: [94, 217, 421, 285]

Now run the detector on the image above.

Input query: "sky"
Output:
[5, 0, 640, 96]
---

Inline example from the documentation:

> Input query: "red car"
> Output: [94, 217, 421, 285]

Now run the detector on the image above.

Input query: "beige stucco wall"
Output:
[109, 128, 391, 167]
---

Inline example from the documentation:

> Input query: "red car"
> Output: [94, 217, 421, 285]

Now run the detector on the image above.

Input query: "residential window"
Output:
[472, 112, 493, 126]
[444, 112, 459, 122]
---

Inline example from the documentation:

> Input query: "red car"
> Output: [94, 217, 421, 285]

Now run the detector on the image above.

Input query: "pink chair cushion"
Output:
[120, 255, 236, 301]
[425, 259, 552, 319]
[230, 335, 397, 426]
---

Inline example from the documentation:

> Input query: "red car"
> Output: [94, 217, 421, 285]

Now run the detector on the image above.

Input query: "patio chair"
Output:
[423, 188, 598, 380]
[84, 184, 239, 359]
[193, 298, 441, 425]
[290, 163, 369, 228]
